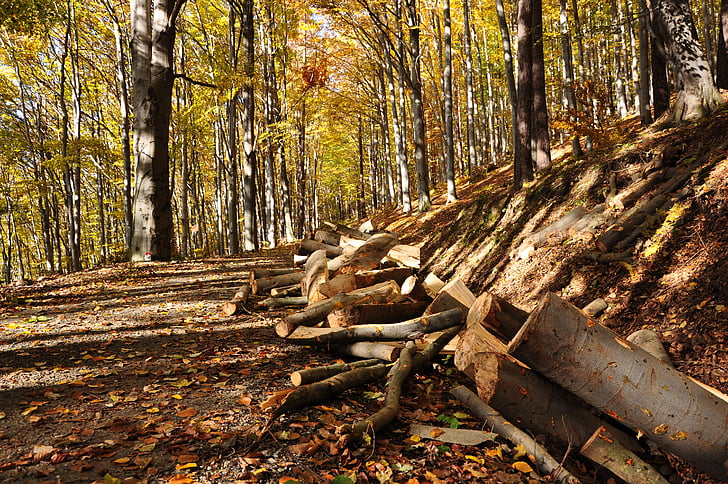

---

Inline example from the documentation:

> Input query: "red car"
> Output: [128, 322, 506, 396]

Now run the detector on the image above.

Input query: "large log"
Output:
[424, 278, 476, 315]
[400, 275, 429, 301]
[327, 300, 428, 327]
[297, 238, 343, 258]
[302, 249, 328, 303]
[252, 271, 304, 295]
[314, 229, 341, 247]
[422, 273, 445, 297]
[276, 280, 401, 337]
[451, 385, 581, 484]
[322, 221, 369, 240]
[466, 292, 528, 342]
[333, 233, 399, 275]
[508, 292, 728, 481]
[384, 244, 420, 269]
[283, 308, 464, 345]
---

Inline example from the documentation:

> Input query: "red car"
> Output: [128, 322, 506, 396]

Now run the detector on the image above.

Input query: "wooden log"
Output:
[580, 426, 670, 484]
[625, 329, 673, 367]
[297, 238, 343, 258]
[422, 273, 446, 297]
[466, 292, 528, 342]
[513, 206, 588, 259]
[333, 233, 399, 275]
[581, 298, 608, 317]
[293, 254, 308, 266]
[258, 296, 308, 309]
[424, 278, 476, 316]
[314, 229, 341, 247]
[327, 300, 428, 327]
[385, 244, 420, 269]
[270, 284, 302, 298]
[322, 221, 369, 240]
[291, 359, 382, 386]
[221, 285, 251, 316]
[276, 280, 401, 337]
[454, 315, 509, 376]
[358, 219, 376, 233]
[508, 292, 728, 481]
[610, 168, 666, 210]
[330, 342, 402, 362]
[451, 385, 581, 484]
[283, 308, 464, 345]
[302, 249, 329, 304]
[252, 271, 304, 295]
[400, 275, 429, 301]
[317, 274, 358, 298]
[354, 267, 413, 287]
[410, 324, 463, 370]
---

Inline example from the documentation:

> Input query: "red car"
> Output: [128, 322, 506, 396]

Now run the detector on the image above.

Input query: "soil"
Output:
[1, 110, 727, 484]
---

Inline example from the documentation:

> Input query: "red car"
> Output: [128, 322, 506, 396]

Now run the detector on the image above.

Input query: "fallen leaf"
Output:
[175, 462, 198, 470]
[113, 457, 131, 465]
[168, 474, 195, 484]
[177, 454, 198, 464]
[177, 407, 198, 418]
[512, 461, 533, 473]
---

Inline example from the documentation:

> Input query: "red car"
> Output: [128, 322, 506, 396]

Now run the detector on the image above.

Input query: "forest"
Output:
[0, 0, 724, 280]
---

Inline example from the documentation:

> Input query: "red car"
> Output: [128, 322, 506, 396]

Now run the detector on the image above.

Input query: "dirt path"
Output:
[0, 254, 538, 484]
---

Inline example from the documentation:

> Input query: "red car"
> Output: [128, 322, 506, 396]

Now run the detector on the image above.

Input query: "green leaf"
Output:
[331, 476, 356, 484]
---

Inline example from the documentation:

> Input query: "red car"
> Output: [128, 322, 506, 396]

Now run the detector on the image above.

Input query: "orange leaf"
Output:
[236, 396, 252, 406]
[512, 461, 533, 473]
[168, 474, 195, 484]
[176, 407, 198, 418]
[177, 454, 198, 464]
[113, 457, 131, 465]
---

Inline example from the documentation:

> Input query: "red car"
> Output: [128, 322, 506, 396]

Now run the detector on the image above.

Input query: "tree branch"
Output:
[174, 73, 217, 89]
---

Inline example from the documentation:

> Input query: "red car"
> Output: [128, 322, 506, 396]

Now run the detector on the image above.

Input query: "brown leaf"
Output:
[176, 407, 198, 418]
[177, 454, 198, 464]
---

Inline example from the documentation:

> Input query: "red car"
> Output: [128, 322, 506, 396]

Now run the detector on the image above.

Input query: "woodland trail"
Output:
[0, 253, 544, 484]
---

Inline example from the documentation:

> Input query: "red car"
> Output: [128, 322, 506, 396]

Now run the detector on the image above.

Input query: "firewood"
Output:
[454, 316, 508, 375]
[508, 292, 728, 481]
[466, 292, 528, 342]
[581, 298, 608, 317]
[276, 280, 401, 337]
[249, 267, 297, 285]
[358, 219, 376, 233]
[270, 284, 302, 298]
[609, 168, 666, 210]
[317, 274, 358, 298]
[424, 277, 476, 315]
[297, 238, 343, 258]
[322, 221, 369, 240]
[451, 385, 581, 484]
[282, 308, 464, 345]
[252, 271, 304, 295]
[384, 244, 420, 269]
[314, 229, 341, 247]
[580, 426, 670, 484]
[302, 249, 328, 303]
[293, 254, 308, 266]
[330, 342, 402, 362]
[290, 358, 382, 386]
[319, 268, 414, 299]
[333, 233, 399, 275]
[221, 285, 251, 316]
[338, 343, 416, 443]
[422, 273, 446, 297]
[625, 329, 673, 367]
[400, 275, 429, 301]
[327, 300, 428, 327]
[257, 296, 308, 309]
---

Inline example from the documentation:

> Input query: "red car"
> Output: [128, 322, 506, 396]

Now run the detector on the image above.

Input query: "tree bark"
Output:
[241, 0, 257, 251]
[252, 271, 305, 295]
[531, 0, 551, 172]
[442, 0, 456, 203]
[291, 359, 383, 386]
[327, 300, 428, 327]
[508, 293, 728, 481]
[718, 0, 728, 89]
[302, 248, 328, 303]
[330, 342, 402, 361]
[514, 0, 535, 190]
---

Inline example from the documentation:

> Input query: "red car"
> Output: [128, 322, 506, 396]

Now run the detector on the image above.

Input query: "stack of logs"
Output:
[223, 219, 728, 483]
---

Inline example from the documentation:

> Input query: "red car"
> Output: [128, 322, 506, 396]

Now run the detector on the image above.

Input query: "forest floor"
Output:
[1, 109, 728, 483]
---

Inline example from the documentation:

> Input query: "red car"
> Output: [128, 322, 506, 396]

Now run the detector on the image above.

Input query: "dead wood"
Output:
[297, 238, 343, 258]
[424, 278, 476, 316]
[276, 280, 401, 337]
[270, 284, 302, 298]
[508, 292, 728, 481]
[338, 343, 416, 443]
[291, 358, 382, 386]
[384, 244, 420, 269]
[610, 168, 666, 210]
[581, 298, 608, 317]
[327, 300, 428, 327]
[252, 271, 304, 295]
[422, 273, 445, 298]
[249, 268, 297, 285]
[400, 275, 429, 301]
[302, 249, 328, 303]
[283, 308, 464, 345]
[293, 254, 308, 266]
[451, 385, 581, 484]
[322, 221, 369, 240]
[330, 342, 402, 362]
[410, 324, 463, 369]
[409, 424, 497, 446]
[332, 233, 400, 275]
[466, 292, 528, 342]
[258, 296, 308, 309]
[626, 329, 673, 367]
[580, 426, 670, 484]
[221, 285, 251, 316]
[314, 229, 341, 247]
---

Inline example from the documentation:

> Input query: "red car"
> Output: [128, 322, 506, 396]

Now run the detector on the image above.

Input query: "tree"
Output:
[718, 0, 728, 89]
[129, 0, 186, 261]
[514, 0, 535, 190]
[531, 0, 550, 172]
[442, 0, 456, 203]
[240, 0, 257, 251]
[651, 0, 722, 125]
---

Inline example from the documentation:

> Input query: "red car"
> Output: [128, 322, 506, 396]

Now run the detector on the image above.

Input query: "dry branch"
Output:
[291, 358, 382, 386]
[451, 385, 581, 484]
[252, 271, 305, 295]
[581, 298, 608, 317]
[626, 329, 673, 367]
[327, 300, 428, 327]
[257, 296, 308, 309]
[329, 342, 402, 362]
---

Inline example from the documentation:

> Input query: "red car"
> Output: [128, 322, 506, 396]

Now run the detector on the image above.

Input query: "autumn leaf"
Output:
[512, 461, 534, 473]
[176, 407, 198, 418]
[168, 475, 195, 484]
[177, 454, 198, 464]
[113, 457, 131, 465]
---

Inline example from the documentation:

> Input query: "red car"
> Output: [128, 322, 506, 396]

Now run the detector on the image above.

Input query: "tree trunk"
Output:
[226, 9, 240, 255]
[508, 293, 728, 481]
[531, 0, 551, 172]
[638, 3, 653, 125]
[396, 0, 412, 212]
[462, 0, 477, 179]
[495, 0, 518, 156]
[514, 0, 535, 190]
[558, 0, 584, 156]
[302, 248, 328, 303]
[241, 0, 258, 251]
[443, 0, 456, 203]
[718, 0, 728, 89]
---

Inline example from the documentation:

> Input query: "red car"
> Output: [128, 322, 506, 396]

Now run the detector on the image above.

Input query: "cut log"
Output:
[293, 254, 308, 266]
[610, 168, 665, 210]
[333, 233, 399, 275]
[400, 275, 429, 301]
[276, 280, 401, 337]
[466, 292, 528, 342]
[580, 426, 670, 484]
[385, 244, 420, 269]
[291, 358, 382, 386]
[327, 300, 428, 327]
[358, 219, 376, 233]
[625, 329, 673, 367]
[508, 292, 728, 481]
[451, 385, 581, 484]
[330, 342, 402, 362]
[424, 278, 476, 316]
[581, 298, 608, 317]
[513, 206, 587, 259]
[317, 274, 358, 298]
[270, 284, 302, 298]
[314, 229, 341, 247]
[221, 285, 251, 316]
[283, 308, 464, 345]
[257, 296, 308, 309]
[302, 249, 329, 303]
[322, 221, 369, 240]
[409, 424, 497, 446]
[422, 273, 446, 297]
[317, 268, 413, 299]
[252, 271, 304, 295]
[454, 315, 508, 376]
[297, 238, 343, 258]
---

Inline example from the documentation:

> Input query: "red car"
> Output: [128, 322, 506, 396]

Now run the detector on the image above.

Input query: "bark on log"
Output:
[451, 385, 581, 484]
[513, 206, 588, 259]
[339, 343, 416, 442]
[270, 284, 302, 298]
[410, 324, 463, 370]
[330, 342, 402, 362]
[385, 244, 421, 269]
[580, 426, 670, 484]
[314, 229, 341, 247]
[400, 275, 429, 301]
[333, 233, 399, 275]
[424, 278, 476, 316]
[466, 292, 528, 342]
[422, 273, 446, 297]
[291, 358, 382, 386]
[581, 298, 608, 317]
[221, 285, 251, 316]
[508, 292, 728, 481]
[249, 267, 297, 285]
[327, 300, 428, 327]
[625, 329, 673, 367]
[283, 308, 464, 345]
[302, 249, 329, 303]
[297, 238, 343, 258]
[610, 168, 666, 210]
[277, 280, 401, 337]
[252, 271, 304, 295]
[258, 296, 308, 309]
[323, 221, 369, 240]
[317, 268, 414, 299]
